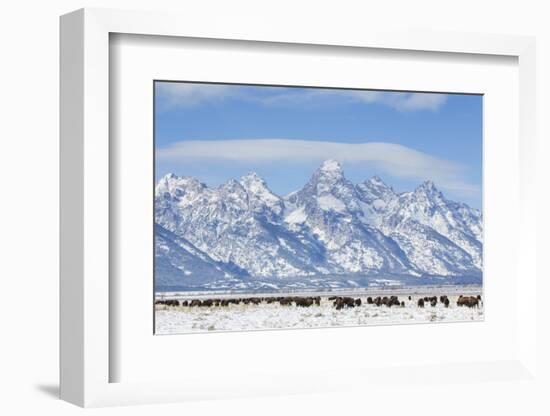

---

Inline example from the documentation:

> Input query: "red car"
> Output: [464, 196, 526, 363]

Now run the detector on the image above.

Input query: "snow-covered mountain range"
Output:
[155, 160, 482, 291]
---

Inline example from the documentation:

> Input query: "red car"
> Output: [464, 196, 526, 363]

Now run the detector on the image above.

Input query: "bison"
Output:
[279, 297, 293, 306]
[295, 297, 314, 307]
[457, 295, 479, 308]
[383, 296, 400, 307]
[160, 299, 179, 307]
[333, 297, 355, 309]
[249, 297, 262, 305]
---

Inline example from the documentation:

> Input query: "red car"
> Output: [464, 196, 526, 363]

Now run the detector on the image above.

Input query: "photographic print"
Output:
[154, 82, 483, 334]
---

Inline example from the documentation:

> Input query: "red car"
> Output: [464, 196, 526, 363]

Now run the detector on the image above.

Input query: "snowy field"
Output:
[155, 286, 483, 335]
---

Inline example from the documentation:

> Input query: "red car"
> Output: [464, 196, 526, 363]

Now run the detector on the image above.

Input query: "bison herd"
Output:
[365, 295, 403, 307]
[417, 295, 449, 308]
[156, 295, 322, 308]
[329, 296, 362, 310]
[457, 295, 481, 308]
[156, 294, 482, 310]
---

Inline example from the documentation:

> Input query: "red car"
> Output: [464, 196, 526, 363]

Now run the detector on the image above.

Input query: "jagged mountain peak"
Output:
[220, 177, 244, 190]
[416, 180, 441, 194]
[240, 171, 263, 182]
[293, 160, 361, 215]
[307, 159, 353, 194]
[359, 175, 394, 193]
[319, 159, 343, 173]
[155, 173, 206, 198]
[411, 180, 446, 205]
[216, 179, 249, 205]
[240, 171, 283, 212]
[240, 171, 269, 192]
[158, 172, 200, 186]
[367, 175, 389, 187]
[356, 175, 396, 205]
[314, 159, 346, 182]
[163, 172, 178, 180]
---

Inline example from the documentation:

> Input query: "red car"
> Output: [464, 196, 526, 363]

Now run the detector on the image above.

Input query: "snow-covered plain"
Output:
[155, 287, 483, 335]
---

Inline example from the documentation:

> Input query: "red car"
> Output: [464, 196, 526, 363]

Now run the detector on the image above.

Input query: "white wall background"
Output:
[0, 0, 548, 414]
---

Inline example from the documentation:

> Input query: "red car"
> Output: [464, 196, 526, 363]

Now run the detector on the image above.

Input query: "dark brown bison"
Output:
[444, 298, 450, 308]
[160, 299, 179, 307]
[457, 295, 479, 308]
[383, 296, 400, 307]
[418, 298, 425, 308]
[333, 297, 355, 309]
[367, 297, 373, 304]
[279, 297, 293, 306]
[249, 297, 262, 305]
[354, 298, 362, 306]
[190, 299, 202, 307]
[295, 297, 313, 307]
[344, 297, 355, 307]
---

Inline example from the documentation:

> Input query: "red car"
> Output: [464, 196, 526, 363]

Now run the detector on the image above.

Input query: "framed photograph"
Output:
[153, 81, 484, 335]
[60, 8, 538, 407]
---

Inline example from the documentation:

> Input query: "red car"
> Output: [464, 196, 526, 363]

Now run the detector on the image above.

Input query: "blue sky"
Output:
[155, 82, 482, 208]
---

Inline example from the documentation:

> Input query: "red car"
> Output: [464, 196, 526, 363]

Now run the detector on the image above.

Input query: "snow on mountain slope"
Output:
[155, 160, 483, 288]
[156, 172, 323, 279]
[381, 181, 482, 271]
[155, 223, 248, 287]
[284, 160, 412, 274]
[355, 175, 400, 227]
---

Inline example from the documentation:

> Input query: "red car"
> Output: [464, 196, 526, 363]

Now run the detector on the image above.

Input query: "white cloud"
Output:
[157, 139, 477, 195]
[156, 83, 236, 108]
[260, 89, 447, 111]
[346, 91, 447, 111]
[156, 82, 448, 112]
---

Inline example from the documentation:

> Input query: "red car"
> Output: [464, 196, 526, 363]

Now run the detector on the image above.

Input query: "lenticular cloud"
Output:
[156, 139, 475, 194]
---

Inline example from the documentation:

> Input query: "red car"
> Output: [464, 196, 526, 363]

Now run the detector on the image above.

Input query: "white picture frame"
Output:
[60, 7, 538, 407]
